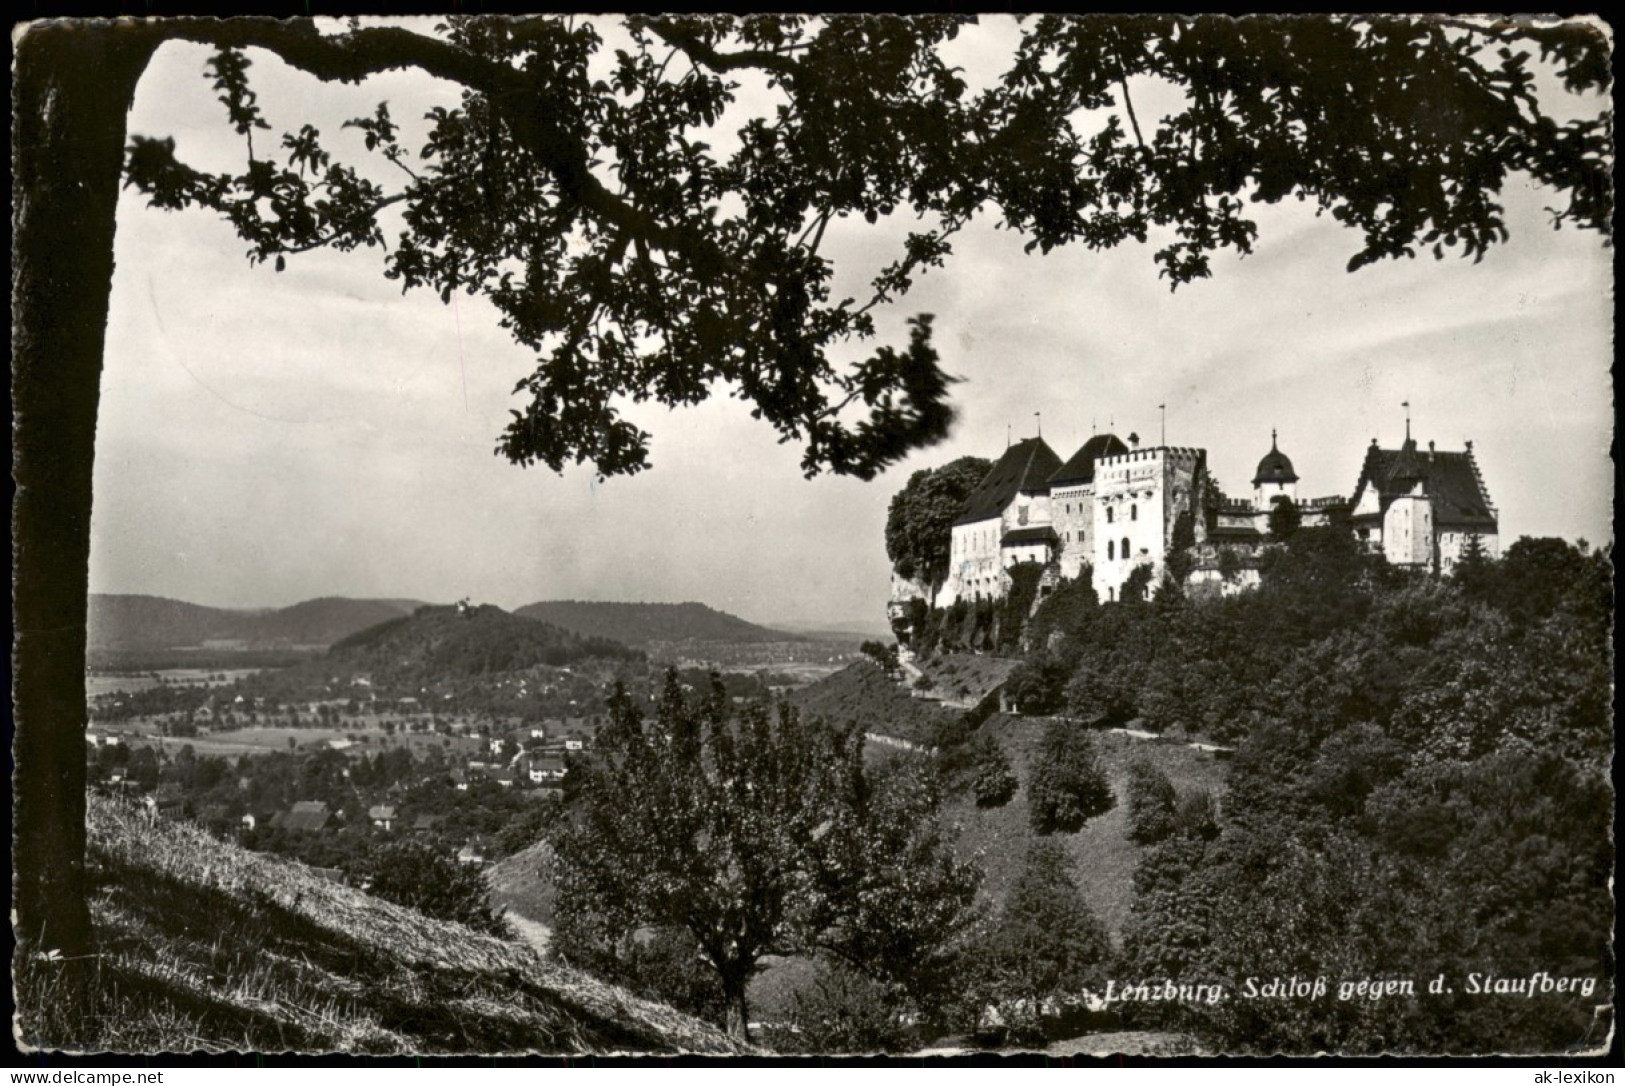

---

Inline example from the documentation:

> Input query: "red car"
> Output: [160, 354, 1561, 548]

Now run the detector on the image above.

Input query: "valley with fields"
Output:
[44, 524, 1613, 1058]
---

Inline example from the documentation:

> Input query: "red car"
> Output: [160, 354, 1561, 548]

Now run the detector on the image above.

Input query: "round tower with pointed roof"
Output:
[1252, 429, 1299, 510]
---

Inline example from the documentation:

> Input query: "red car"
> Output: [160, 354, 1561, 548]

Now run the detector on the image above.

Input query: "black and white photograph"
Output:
[11, 12, 1615, 1062]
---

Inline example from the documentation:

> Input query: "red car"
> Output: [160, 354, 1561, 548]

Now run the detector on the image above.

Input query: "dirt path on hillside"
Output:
[508, 913, 552, 956]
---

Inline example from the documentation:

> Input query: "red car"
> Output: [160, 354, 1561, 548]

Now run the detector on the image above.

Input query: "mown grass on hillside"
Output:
[946, 716, 1228, 942]
[912, 653, 1019, 708]
[486, 836, 556, 927]
[13, 795, 740, 1055]
[789, 661, 962, 746]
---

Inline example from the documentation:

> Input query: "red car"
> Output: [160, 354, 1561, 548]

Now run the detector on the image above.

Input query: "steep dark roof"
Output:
[1252, 431, 1299, 485]
[953, 438, 1063, 526]
[1001, 526, 1060, 547]
[1049, 433, 1131, 487]
[279, 801, 331, 833]
[1352, 439, 1497, 529]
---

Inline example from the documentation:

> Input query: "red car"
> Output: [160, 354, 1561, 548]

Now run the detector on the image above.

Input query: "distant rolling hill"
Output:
[88, 594, 430, 652]
[514, 600, 806, 647]
[322, 603, 640, 682]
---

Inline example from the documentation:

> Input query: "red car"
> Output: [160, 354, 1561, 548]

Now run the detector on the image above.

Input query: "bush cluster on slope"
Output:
[1112, 537, 1611, 1054]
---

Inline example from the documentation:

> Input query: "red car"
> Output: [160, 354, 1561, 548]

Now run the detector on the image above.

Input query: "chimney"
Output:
[1427, 440, 1435, 461]
[1128, 432, 1140, 449]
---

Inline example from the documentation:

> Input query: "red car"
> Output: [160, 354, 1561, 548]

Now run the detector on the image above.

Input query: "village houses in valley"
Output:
[897, 419, 1499, 612]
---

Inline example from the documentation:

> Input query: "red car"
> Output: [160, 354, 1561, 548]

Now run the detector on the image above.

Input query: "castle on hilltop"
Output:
[900, 422, 1499, 610]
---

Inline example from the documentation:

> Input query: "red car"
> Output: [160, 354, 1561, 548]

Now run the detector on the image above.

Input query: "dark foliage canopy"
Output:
[885, 456, 994, 587]
[551, 670, 979, 1041]
[120, 14, 1611, 480]
[965, 840, 1112, 1042]
[1027, 720, 1115, 834]
[366, 839, 511, 938]
[1105, 537, 1612, 1052]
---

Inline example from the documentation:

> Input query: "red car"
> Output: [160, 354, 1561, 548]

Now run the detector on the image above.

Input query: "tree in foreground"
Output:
[969, 732, 1019, 808]
[886, 456, 994, 595]
[965, 840, 1112, 1044]
[11, 11, 1611, 990]
[366, 840, 511, 939]
[1124, 759, 1179, 845]
[1028, 721, 1115, 835]
[550, 671, 979, 1043]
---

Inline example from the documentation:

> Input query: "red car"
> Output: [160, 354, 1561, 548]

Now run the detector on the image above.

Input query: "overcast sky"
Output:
[86, 16, 1613, 627]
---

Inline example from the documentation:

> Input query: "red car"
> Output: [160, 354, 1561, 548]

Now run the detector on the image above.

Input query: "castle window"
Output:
[1123, 536, 1131, 559]
[1131, 503, 1138, 521]
[1107, 540, 1115, 560]
[1107, 507, 1114, 524]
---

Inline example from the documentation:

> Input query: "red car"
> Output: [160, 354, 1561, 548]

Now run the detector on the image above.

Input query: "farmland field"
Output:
[86, 668, 264, 698]
[93, 718, 490, 759]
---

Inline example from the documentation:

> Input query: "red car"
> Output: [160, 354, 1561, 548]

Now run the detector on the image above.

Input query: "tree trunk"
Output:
[720, 969, 751, 1045]
[12, 20, 160, 981]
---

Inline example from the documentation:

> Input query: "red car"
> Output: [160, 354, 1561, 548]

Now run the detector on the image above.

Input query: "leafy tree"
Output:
[1028, 721, 1114, 834]
[1266, 496, 1302, 540]
[1003, 650, 1071, 715]
[1124, 759, 1179, 845]
[573, 925, 730, 1030]
[126, 747, 161, 792]
[996, 563, 1047, 652]
[365, 839, 511, 938]
[885, 457, 995, 593]
[1480, 535, 1605, 629]
[799, 755, 983, 1022]
[781, 961, 915, 1054]
[1117, 565, 1610, 1053]
[966, 840, 1112, 1043]
[552, 672, 977, 1042]
[11, 12, 1611, 988]
[969, 732, 1018, 808]
[859, 639, 901, 677]
[1452, 531, 1492, 596]
[1120, 562, 1156, 604]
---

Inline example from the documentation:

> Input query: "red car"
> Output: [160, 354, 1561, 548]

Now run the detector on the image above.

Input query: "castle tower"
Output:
[1382, 437, 1434, 567]
[1252, 430, 1299, 510]
[1090, 444, 1206, 602]
[1047, 432, 1130, 581]
[1349, 434, 1497, 573]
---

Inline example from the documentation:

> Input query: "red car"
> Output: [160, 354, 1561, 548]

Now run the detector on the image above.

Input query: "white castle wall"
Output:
[1090, 447, 1203, 601]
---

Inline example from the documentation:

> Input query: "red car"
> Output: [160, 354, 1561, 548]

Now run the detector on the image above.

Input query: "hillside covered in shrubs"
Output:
[897, 526, 1612, 1054]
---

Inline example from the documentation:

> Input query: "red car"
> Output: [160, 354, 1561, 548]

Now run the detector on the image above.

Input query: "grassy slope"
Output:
[487, 837, 556, 927]
[788, 661, 962, 746]
[20, 795, 740, 1055]
[912, 653, 1020, 708]
[947, 715, 1228, 943]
